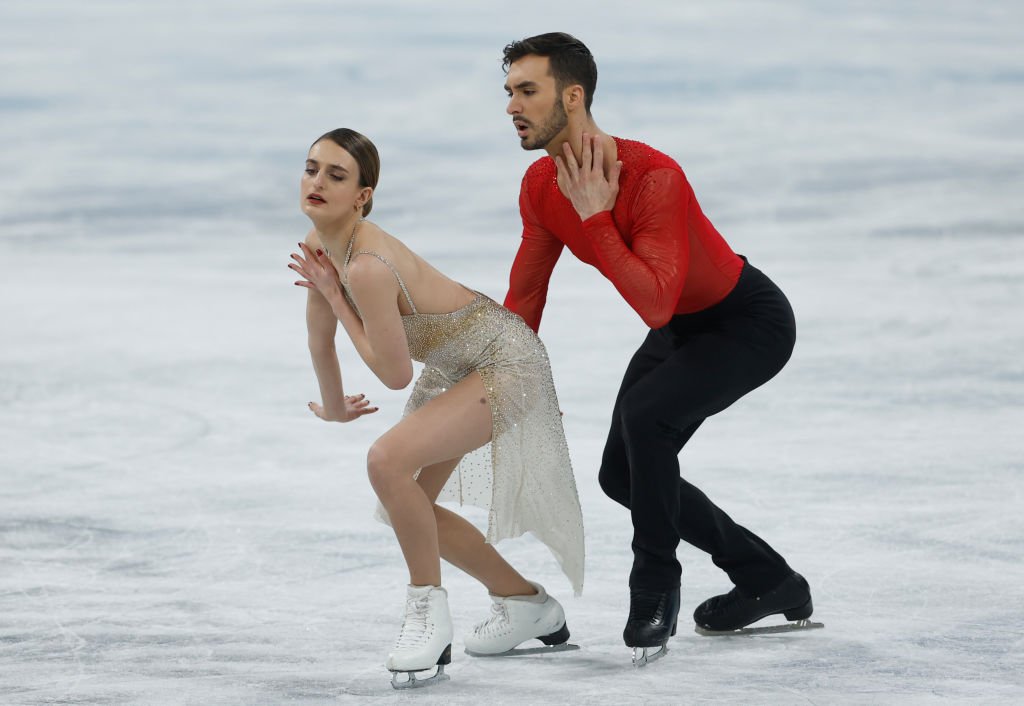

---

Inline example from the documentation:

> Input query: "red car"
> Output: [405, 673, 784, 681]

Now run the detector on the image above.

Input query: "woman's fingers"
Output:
[288, 260, 316, 288]
[298, 243, 324, 271]
[289, 252, 313, 276]
[347, 394, 372, 410]
[317, 249, 340, 277]
[291, 242, 339, 292]
[345, 394, 378, 417]
[294, 244, 316, 267]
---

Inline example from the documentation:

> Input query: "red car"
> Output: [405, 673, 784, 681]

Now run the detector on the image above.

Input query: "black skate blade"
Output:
[631, 643, 668, 667]
[465, 642, 580, 658]
[695, 618, 825, 637]
[389, 663, 451, 690]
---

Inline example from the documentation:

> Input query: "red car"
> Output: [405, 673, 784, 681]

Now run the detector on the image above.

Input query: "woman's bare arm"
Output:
[291, 241, 411, 389]
[291, 235, 377, 422]
[344, 254, 414, 390]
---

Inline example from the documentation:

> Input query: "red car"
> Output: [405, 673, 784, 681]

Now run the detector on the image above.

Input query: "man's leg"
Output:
[619, 329, 793, 591]
[598, 328, 674, 508]
[675, 476, 791, 594]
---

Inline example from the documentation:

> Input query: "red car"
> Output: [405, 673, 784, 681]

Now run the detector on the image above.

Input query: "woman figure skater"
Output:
[288, 129, 584, 688]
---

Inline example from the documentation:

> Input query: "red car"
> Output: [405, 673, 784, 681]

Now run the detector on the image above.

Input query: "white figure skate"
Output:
[387, 585, 454, 689]
[463, 581, 578, 657]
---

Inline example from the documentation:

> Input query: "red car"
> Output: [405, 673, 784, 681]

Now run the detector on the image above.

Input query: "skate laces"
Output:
[474, 601, 509, 635]
[394, 595, 432, 650]
[707, 588, 743, 615]
[628, 590, 665, 622]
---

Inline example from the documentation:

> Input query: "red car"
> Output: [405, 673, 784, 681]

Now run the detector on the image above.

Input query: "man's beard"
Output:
[520, 97, 568, 151]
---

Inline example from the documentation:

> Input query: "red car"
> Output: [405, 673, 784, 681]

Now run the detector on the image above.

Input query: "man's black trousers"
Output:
[598, 258, 798, 593]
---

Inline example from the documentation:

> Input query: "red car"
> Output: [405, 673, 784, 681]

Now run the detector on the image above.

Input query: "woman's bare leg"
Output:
[415, 457, 535, 597]
[367, 371, 497, 586]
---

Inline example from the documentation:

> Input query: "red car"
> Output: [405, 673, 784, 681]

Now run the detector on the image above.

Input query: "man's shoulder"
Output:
[523, 155, 556, 183]
[519, 156, 557, 210]
[614, 136, 684, 175]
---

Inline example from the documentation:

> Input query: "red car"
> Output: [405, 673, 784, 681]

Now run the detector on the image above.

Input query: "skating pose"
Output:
[289, 129, 584, 688]
[500, 33, 817, 664]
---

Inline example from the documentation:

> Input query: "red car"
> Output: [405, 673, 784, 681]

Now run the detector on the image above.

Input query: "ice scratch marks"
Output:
[1, 378, 212, 471]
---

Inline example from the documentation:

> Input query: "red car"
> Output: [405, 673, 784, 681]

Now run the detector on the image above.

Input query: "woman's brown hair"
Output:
[312, 128, 380, 217]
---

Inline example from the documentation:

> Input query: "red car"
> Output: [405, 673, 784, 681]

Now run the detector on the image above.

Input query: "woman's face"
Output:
[300, 139, 368, 221]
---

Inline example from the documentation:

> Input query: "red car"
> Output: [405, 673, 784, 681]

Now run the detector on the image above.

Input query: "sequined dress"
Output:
[338, 239, 584, 596]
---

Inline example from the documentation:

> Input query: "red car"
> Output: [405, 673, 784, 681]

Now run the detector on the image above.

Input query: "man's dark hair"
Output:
[502, 32, 597, 113]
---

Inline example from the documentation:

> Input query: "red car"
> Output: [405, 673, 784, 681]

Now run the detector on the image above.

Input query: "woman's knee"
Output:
[431, 503, 452, 528]
[366, 440, 404, 496]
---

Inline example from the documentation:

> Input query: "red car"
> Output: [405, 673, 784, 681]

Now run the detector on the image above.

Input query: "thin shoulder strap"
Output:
[349, 250, 418, 314]
[342, 217, 365, 270]
[341, 218, 418, 314]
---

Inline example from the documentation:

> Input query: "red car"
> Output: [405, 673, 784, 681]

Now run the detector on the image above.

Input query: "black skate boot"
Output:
[693, 571, 821, 635]
[623, 587, 679, 666]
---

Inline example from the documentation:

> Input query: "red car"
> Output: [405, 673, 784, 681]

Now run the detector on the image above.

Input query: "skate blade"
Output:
[695, 619, 825, 637]
[631, 644, 668, 668]
[465, 642, 580, 658]
[389, 664, 451, 690]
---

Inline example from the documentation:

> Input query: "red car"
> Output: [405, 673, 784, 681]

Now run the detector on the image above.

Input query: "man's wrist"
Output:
[581, 209, 614, 229]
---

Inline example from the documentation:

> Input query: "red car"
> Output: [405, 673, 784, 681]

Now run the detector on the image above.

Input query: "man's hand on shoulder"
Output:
[554, 133, 622, 222]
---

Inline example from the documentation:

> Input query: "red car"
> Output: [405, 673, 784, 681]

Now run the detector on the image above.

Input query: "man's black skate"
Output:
[693, 571, 821, 635]
[623, 587, 679, 666]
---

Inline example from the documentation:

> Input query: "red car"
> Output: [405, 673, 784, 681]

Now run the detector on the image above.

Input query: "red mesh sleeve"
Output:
[582, 168, 690, 328]
[503, 179, 564, 332]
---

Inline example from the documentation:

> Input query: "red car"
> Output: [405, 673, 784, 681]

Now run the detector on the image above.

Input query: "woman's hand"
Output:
[554, 133, 622, 221]
[308, 394, 378, 423]
[290, 242, 346, 309]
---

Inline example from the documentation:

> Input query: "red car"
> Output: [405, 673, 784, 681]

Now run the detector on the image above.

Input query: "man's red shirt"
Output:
[504, 137, 744, 332]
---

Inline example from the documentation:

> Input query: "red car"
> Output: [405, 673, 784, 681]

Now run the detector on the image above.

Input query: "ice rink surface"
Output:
[2, 1, 1022, 703]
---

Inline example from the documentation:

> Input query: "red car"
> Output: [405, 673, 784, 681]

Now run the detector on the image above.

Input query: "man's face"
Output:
[505, 54, 568, 151]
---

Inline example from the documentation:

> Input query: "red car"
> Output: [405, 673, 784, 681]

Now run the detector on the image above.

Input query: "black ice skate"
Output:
[693, 571, 824, 636]
[623, 587, 679, 667]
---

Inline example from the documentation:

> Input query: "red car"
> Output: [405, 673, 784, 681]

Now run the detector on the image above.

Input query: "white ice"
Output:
[1, 1, 1022, 704]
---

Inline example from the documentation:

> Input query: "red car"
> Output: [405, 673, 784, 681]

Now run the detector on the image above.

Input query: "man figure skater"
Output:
[500, 32, 815, 661]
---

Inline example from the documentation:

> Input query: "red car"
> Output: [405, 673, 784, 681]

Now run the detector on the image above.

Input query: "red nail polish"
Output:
[316, 249, 323, 256]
